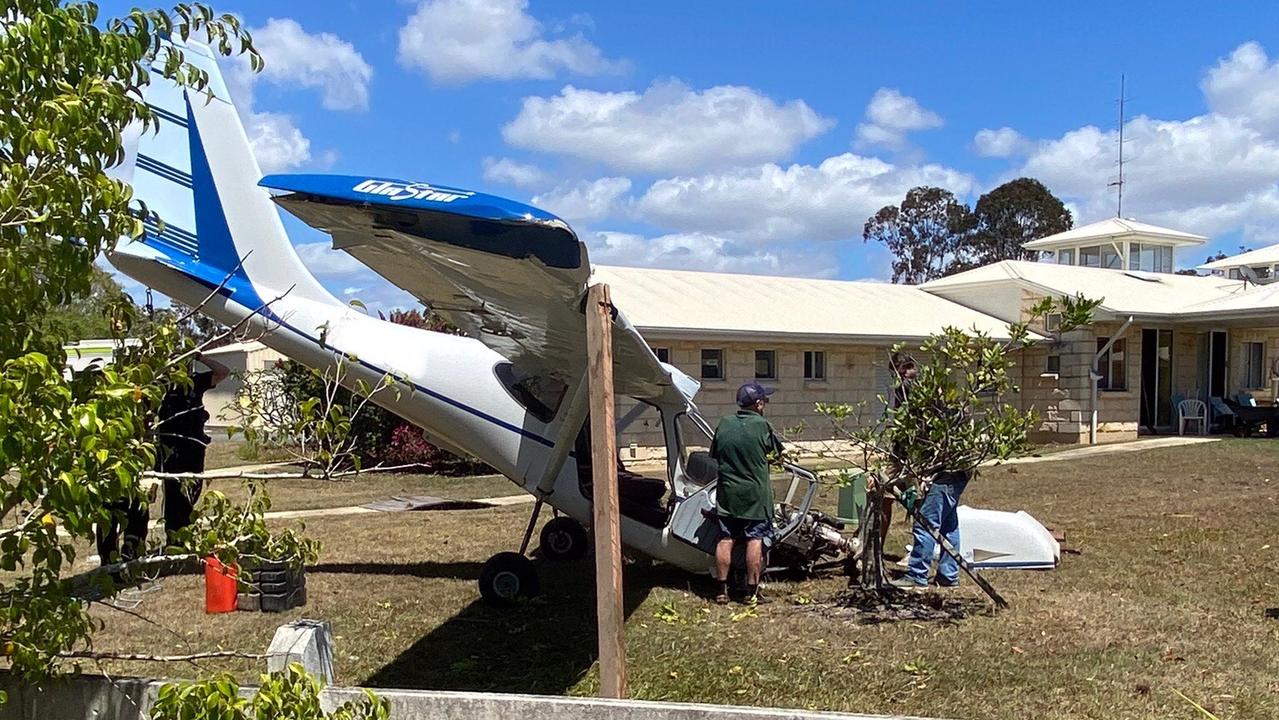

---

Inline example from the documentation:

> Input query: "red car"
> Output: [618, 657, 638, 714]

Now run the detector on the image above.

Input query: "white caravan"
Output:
[110, 43, 1056, 602]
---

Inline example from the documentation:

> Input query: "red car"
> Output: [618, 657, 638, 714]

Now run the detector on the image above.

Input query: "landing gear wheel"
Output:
[479, 552, 540, 606]
[540, 517, 589, 561]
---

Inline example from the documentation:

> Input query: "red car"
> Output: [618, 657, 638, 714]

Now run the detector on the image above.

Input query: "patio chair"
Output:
[1178, 398, 1208, 436]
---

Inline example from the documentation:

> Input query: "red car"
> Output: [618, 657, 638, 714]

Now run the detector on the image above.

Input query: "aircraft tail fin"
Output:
[111, 41, 336, 316]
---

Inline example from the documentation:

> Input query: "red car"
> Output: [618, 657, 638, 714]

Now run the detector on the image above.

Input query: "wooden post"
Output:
[585, 282, 627, 698]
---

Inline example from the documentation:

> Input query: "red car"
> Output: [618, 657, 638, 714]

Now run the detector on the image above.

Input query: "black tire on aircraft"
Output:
[478, 551, 540, 605]
[539, 517, 589, 561]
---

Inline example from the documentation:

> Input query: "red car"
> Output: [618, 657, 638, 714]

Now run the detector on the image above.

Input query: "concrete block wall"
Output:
[618, 341, 893, 459]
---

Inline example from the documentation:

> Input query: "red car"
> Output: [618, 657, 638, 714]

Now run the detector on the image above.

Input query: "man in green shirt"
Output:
[711, 382, 784, 605]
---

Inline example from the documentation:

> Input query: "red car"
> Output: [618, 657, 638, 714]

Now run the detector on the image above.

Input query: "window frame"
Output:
[1045, 354, 1061, 376]
[1243, 341, 1266, 389]
[1057, 248, 1075, 265]
[700, 348, 725, 381]
[1096, 337, 1128, 391]
[754, 349, 777, 380]
[653, 346, 670, 364]
[803, 350, 826, 381]
[1101, 245, 1120, 269]
[1080, 245, 1101, 268]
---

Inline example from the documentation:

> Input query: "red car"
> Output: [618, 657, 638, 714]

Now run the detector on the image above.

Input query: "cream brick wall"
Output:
[615, 321, 1279, 455]
[618, 340, 894, 456]
[1229, 328, 1279, 402]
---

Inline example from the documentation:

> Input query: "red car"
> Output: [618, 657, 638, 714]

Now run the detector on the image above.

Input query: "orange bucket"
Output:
[204, 555, 239, 614]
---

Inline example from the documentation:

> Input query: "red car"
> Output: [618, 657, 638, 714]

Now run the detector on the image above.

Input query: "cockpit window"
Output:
[675, 411, 712, 465]
[493, 362, 567, 423]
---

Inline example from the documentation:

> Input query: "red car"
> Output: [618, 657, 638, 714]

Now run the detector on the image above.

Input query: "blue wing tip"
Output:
[259, 173, 564, 225]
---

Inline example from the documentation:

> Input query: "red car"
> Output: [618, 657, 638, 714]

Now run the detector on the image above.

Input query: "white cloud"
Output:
[972, 127, 1032, 158]
[503, 80, 833, 174]
[587, 231, 839, 277]
[976, 41, 1279, 249]
[294, 242, 368, 276]
[397, 0, 622, 85]
[532, 177, 631, 224]
[248, 18, 373, 111]
[636, 153, 977, 243]
[854, 88, 943, 150]
[1202, 41, 1279, 134]
[482, 156, 547, 189]
[1016, 113, 1279, 235]
[243, 112, 311, 174]
[221, 18, 371, 173]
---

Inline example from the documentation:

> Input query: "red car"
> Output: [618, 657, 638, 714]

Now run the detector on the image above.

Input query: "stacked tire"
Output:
[236, 559, 307, 613]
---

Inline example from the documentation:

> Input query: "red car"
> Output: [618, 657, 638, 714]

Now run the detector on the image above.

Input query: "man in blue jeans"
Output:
[894, 469, 971, 588]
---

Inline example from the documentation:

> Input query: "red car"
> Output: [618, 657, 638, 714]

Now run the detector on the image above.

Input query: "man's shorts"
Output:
[717, 516, 773, 540]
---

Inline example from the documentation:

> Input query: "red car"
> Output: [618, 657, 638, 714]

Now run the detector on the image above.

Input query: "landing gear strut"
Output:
[478, 498, 550, 605]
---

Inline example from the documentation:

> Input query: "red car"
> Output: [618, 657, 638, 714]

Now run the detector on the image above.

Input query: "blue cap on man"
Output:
[736, 382, 776, 408]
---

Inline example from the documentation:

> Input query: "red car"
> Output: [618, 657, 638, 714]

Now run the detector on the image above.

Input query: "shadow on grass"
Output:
[310, 560, 486, 581]
[352, 558, 690, 695]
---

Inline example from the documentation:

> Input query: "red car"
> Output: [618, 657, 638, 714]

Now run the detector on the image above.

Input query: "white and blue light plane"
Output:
[110, 44, 1059, 602]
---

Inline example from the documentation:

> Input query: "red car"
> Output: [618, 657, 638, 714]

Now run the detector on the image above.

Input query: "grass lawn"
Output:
[77, 439, 1279, 719]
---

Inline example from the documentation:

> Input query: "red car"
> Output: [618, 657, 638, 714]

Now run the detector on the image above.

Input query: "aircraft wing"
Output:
[259, 174, 698, 408]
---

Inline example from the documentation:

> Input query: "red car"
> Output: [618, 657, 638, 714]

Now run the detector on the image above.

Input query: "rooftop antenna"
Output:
[1108, 74, 1130, 217]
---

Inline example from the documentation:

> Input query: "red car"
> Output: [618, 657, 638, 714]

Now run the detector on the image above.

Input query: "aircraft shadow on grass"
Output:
[314, 558, 690, 695]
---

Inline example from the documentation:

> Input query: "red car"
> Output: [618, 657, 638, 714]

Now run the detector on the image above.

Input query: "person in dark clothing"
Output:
[880, 356, 919, 552]
[710, 382, 784, 605]
[95, 354, 228, 564]
[156, 354, 229, 546]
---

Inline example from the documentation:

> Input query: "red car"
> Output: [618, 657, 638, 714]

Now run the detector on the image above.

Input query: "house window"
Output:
[803, 351, 826, 380]
[700, 349, 724, 380]
[1243, 341, 1266, 389]
[1057, 248, 1075, 265]
[1101, 246, 1120, 269]
[653, 347, 670, 364]
[1096, 337, 1127, 390]
[1045, 354, 1061, 375]
[1080, 245, 1101, 268]
[754, 350, 777, 380]
[1045, 312, 1062, 332]
[1130, 244, 1173, 273]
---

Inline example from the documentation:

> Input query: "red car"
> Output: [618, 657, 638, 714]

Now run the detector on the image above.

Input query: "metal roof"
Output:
[1022, 217, 1207, 251]
[1200, 242, 1279, 270]
[592, 264, 1032, 343]
[923, 260, 1256, 320]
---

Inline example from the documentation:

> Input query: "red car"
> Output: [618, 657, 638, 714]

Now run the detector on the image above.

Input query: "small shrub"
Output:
[153, 663, 389, 719]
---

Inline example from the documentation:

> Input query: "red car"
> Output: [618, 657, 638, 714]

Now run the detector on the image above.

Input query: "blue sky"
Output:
[103, 1, 1279, 310]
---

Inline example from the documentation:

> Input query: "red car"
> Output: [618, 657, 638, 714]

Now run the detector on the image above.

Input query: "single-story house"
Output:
[598, 217, 1279, 454]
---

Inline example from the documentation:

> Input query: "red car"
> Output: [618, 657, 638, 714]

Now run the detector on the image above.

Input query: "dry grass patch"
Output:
[73, 440, 1279, 719]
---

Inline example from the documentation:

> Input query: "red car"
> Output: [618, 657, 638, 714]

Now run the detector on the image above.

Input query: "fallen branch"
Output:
[64, 553, 201, 601]
[145, 462, 434, 482]
[59, 650, 266, 663]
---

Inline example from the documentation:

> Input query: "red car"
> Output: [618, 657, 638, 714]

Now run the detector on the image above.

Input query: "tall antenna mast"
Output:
[1108, 74, 1128, 217]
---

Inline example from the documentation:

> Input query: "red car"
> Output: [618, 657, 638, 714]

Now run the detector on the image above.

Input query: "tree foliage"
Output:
[816, 294, 1100, 591]
[971, 178, 1073, 266]
[864, 178, 1071, 283]
[863, 186, 975, 284]
[0, 1, 267, 680]
[44, 266, 132, 341]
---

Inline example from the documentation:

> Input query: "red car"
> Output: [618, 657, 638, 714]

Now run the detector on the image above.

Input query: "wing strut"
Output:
[534, 371, 590, 497]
